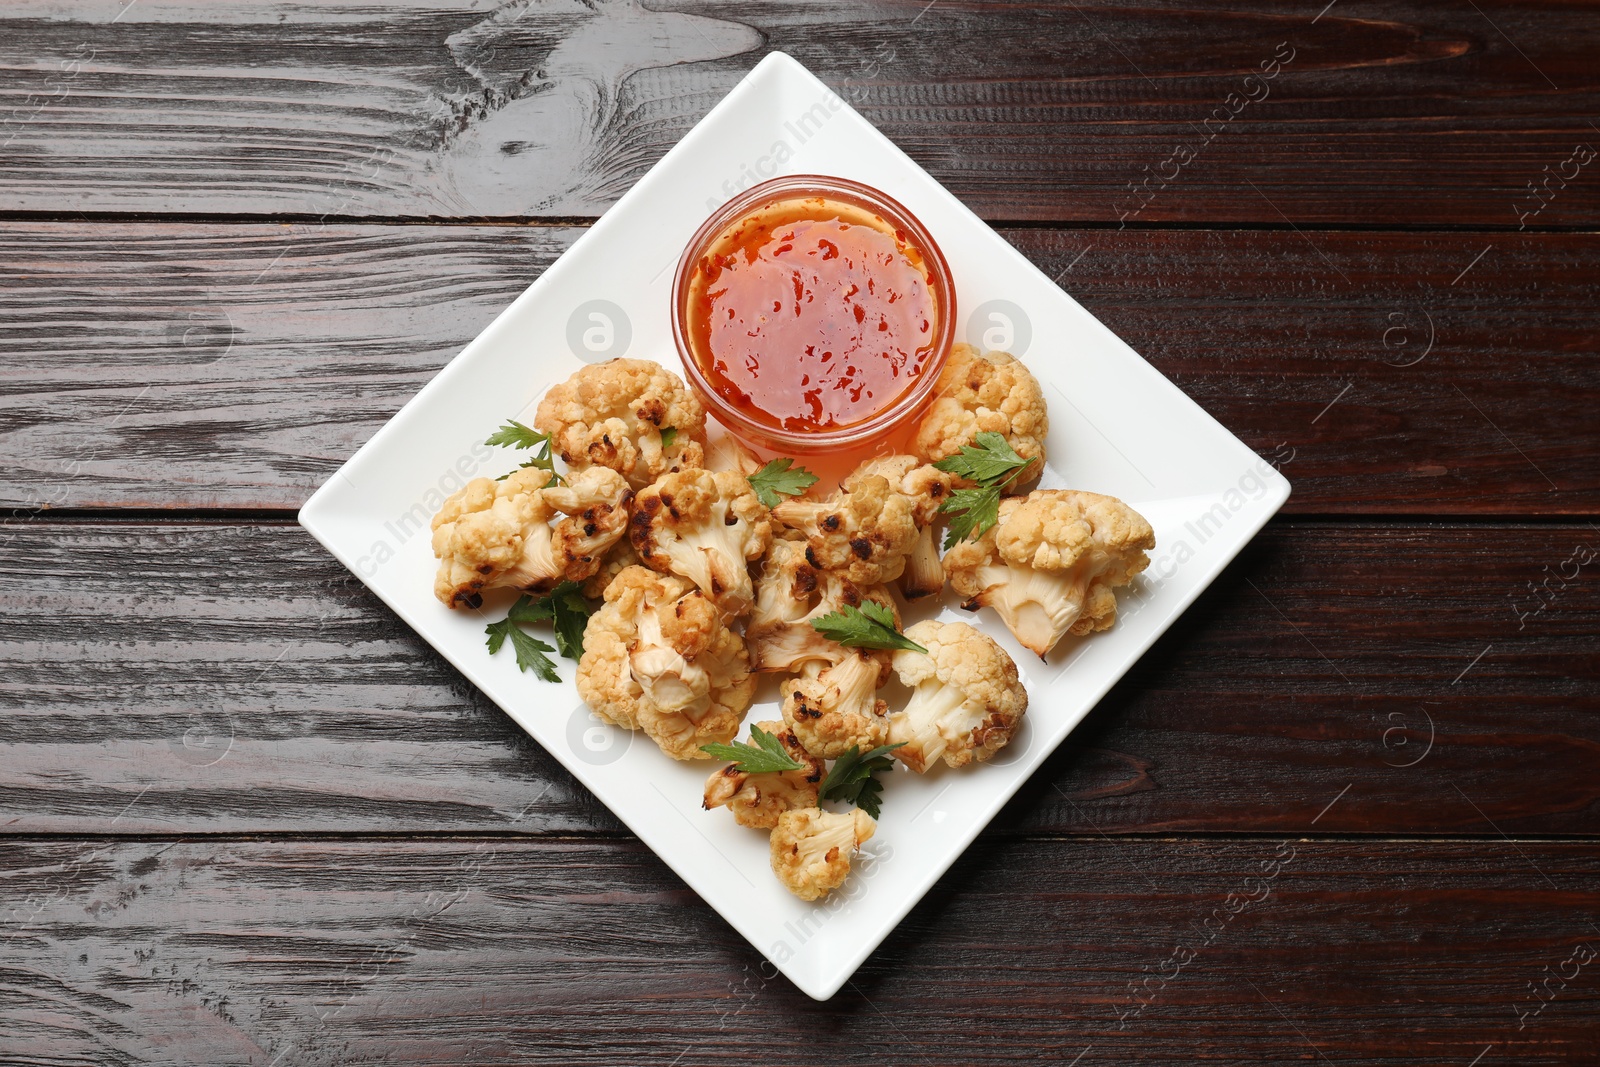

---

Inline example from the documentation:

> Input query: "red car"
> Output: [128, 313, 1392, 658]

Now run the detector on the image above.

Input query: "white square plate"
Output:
[299, 52, 1290, 1000]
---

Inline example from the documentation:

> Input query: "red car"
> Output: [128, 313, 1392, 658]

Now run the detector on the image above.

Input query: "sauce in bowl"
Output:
[674, 176, 954, 454]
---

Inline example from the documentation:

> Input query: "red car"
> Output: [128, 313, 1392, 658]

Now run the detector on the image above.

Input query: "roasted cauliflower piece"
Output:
[576, 566, 754, 754]
[845, 455, 953, 600]
[780, 650, 892, 760]
[431, 468, 556, 608]
[888, 620, 1028, 772]
[630, 469, 772, 618]
[944, 490, 1155, 658]
[771, 474, 919, 587]
[703, 720, 824, 829]
[534, 358, 707, 489]
[430, 467, 630, 608]
[770, 807, 876, 901]
[913, 344, 1048, 485]
[542, 465, 633, 578]
[746, 538, 898, 674]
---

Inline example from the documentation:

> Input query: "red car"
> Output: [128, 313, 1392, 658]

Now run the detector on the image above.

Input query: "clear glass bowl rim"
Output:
[670, 173, 956, 454]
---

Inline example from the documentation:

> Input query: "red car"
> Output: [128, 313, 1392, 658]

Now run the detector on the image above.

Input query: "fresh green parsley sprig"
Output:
[746, 457, 819, 508]
[820, 742, 905, 819]
[700, 725, 807, 773]
[934, 431, 1037, 547]
[484, 612, 559, 682]
[659, 426, 679, 450]
[483, 581, 594, 682]
[810, 601, 927, 654]
[487, 418, 563, 485]
[511, 581, 590, 660]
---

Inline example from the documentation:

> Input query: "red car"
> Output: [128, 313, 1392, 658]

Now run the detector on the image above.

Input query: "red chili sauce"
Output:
[683, 196, 938, 434]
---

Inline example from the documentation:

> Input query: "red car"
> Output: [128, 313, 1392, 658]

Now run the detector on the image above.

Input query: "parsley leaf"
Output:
[940, 485, 1003, 549]
[487, 417, 563, 485]
[507, 581, 591, 660]
[485, 419, 546, 450]
[659, 426, 678, 450]
[820, 742, 905, 819]
[932, 431, 1033, 484]
[700, 725, 807, 773]
[934, 431, 1037, 547]
[746, 457, 819, 508]
[484, 583, 594, 681]
[484, 612, 560, 682]
[810, 601, 928, 654]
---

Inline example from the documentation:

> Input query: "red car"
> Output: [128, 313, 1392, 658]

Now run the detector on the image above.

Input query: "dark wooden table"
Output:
[3, 2, 1598, 1063]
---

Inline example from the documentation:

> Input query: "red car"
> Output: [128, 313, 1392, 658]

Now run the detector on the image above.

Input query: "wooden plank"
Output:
[2, 223, 1596, 514]
[1, 1, 1597, 225]
[1, 521, 1594, 836]
[2, 835, 1597, 1062]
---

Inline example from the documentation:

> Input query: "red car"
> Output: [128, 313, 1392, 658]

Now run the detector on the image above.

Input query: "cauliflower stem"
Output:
[892, 678, 987, 771]
[971, 561, 1093, 660]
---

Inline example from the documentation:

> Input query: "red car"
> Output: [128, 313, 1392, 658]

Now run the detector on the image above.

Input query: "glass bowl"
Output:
[671, 174, 955, 455]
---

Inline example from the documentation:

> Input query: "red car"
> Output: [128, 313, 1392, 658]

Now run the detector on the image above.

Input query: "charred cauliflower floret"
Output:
[770, 807, 876, 901]
[430, 467, 630, 608]
[534, 358, 707, 489]
[576, 566, 691, 731]
[845, 455, 953, 600]
[703, 720, 824, 829]
[888, 620, 1028, 772]
[630, 469, 772, 618]
[913, 344, 1048, 485]
[746, 538, 898, 674]
[944, 490, 1155, 658]
[576, 566, 754, 754]
[772, 474, 919, 587]
[542, 466, 633, 578]
[431, 468, 556, 608]
[780, 650, 892, 760]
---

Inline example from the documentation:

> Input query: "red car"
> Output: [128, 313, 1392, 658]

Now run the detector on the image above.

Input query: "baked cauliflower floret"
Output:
[534, 358, 707, 489]
[576, 565, 691, 730]
[542, 466, 633, 579]
[913, 344, 1048, 485]
[630, 469, 772, 618]
[576, 566, 754, 753]
[746, 538, 897, 674]
[431, 467, 557, 607]
[888, 620, 1028, 772]
[944, 490, 1155, 658]
[845, 455, 953, 600]
[780, 650, 892, 760]
[703, 720, 824, 829]
[432, 467, 629, 608]
[771, 474, 919, 587]
[770, 807, 876, 901]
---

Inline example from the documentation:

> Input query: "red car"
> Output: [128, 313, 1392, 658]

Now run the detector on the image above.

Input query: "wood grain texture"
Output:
[1, 0, 1597, 225]
[2, 521, 1594, 836]
[2, 222, 1596, 513]
[3, 835, 1598, 1064]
